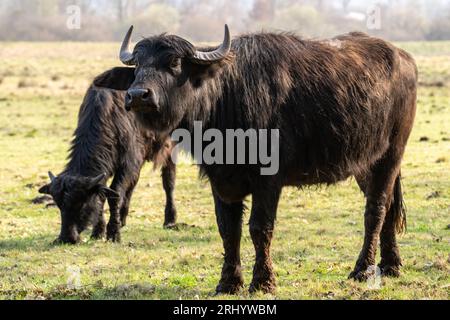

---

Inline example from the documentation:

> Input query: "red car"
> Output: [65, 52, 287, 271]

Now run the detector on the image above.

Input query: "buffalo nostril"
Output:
[125, 93, 133, 111]
[126, 93, 132, 103]
[141, 90, 150, 101]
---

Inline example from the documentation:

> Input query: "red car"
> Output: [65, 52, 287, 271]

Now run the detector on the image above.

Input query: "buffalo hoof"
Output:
[91, 231, 105, 240]
[215, 281, 244, 295]
[107, 232, 121, 243]
[163, 222, 177, 230]
[52, 238, 64, 246]
[52, 237, 79, 246]
[107, 224, 121, 243]
[120, 216, 127, 228]
[164, 208, 177, 227]
[348, 267, 370, 282]
[379, 264, 401, 278]
[91, 224, 106, 240]
[249, 280, 276, 295]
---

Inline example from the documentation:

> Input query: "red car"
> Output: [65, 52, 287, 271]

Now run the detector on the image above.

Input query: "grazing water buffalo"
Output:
[39, 70, 177, 244]
[95, 26, 418, 294]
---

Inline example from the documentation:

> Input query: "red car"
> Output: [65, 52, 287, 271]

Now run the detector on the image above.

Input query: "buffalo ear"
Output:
[39, 184, 51, 195]
[93, 67, 136, 91]
[48, 171, 56, 182]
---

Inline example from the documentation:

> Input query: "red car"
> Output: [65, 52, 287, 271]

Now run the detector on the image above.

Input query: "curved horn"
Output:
[191, 25, 231, 64]
[90, 173, 107, 186]
[48, 171, 56, 183]
[120, 26, 136, 66]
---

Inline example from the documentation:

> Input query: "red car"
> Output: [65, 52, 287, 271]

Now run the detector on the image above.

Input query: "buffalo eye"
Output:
[170, 58, 180, 68]
[169, 58, 182, 74]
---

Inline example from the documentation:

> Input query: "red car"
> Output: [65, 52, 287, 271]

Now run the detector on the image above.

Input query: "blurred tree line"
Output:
[0, 0, 449, 42]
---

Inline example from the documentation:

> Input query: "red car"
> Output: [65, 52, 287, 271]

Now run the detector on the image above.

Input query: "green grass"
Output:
[0, 42, 449, 300]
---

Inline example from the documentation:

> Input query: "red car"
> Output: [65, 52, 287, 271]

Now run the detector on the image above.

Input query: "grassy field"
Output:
[0, 41, 448, 300]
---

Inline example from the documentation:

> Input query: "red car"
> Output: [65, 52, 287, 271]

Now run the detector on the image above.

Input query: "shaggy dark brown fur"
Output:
[96, 30, 417, 293]
[39, 71, 177, 244]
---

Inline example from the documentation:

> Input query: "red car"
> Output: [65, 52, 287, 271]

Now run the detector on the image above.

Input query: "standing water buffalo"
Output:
[95, 26, 418, 294]
[39, 70, 177, 244]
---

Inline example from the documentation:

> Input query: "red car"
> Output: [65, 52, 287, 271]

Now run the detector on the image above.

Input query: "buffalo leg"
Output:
[162, 160, 177, 228]
[378, 199, 402, 277]
[352, 86, 415, 280]
[350, 158, 401, 281]
[355, 173, 402, 278]
[119, 179, 139, 228]
[214, 191, 244, 294]
[91, 197, 107, 239]
[249, 186, 281, 294]
[378, 174, 405, 277]
[106, 187, 123, 243]
[106, 169, 137, 242]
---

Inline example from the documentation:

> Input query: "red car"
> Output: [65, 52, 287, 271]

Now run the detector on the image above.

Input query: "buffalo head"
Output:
[39, 172, 118, 244]
[94, 25, 232, 133]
